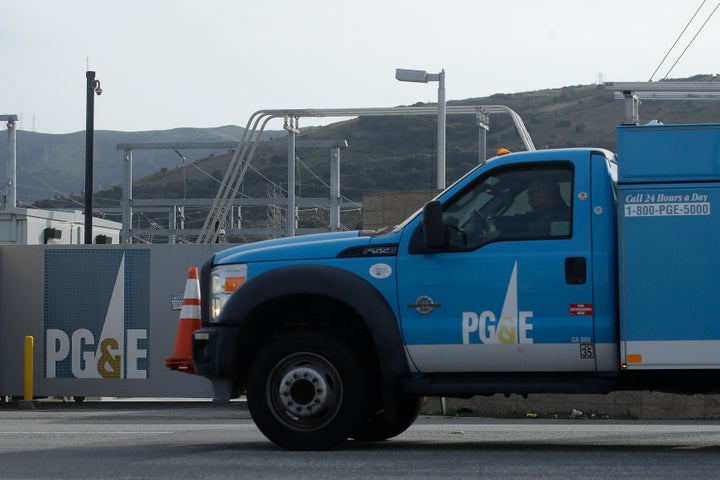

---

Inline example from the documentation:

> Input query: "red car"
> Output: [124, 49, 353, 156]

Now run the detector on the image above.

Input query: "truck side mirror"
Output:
[422, 200, 445, 251]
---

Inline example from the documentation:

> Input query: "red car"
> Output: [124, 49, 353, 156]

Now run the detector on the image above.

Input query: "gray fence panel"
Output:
[0, 244, 227, 398]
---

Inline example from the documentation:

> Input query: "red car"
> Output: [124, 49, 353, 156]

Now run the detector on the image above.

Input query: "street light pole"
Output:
[395, 68, 446, 189]
[436, 69, 446, 190]
[85, 71, 102, 244]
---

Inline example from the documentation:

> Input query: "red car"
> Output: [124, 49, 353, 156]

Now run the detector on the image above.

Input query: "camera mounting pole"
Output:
[84, 71, 101, 244]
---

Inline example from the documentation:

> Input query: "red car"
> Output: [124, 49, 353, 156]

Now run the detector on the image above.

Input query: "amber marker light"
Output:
[224, 276, 245, 292]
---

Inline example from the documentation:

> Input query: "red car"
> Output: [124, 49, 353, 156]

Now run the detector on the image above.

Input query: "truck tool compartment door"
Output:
[618, 124, 720, 369]
[397, 156, 596, 372]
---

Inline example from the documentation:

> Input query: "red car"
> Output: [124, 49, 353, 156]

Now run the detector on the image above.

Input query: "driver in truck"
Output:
[525, 175, 571, 235]
[490, 175, 571, 239]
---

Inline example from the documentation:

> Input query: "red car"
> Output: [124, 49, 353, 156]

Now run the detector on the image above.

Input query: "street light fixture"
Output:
[396, 68, 446, 189]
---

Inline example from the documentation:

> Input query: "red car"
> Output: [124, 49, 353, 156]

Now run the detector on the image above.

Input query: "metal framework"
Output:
[196, 104, 536, 243]
[0, 114, 18, 210]
[606, 81, 720, 124]
[116, 142, 238, 243]
[115, 140, 355, 243]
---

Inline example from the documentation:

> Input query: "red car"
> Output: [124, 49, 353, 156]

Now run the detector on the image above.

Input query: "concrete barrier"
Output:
[422, 392, 720, 420]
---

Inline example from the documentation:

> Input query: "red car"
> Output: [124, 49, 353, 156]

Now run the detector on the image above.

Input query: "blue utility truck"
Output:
[191, 98, 720, 450]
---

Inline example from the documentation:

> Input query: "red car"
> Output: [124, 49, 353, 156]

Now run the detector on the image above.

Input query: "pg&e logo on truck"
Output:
[44, 250, 149, 379]
[462, 261, 534, 345]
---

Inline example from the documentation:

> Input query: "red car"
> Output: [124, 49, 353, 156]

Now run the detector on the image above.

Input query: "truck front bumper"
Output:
[192, 325, 247, 382]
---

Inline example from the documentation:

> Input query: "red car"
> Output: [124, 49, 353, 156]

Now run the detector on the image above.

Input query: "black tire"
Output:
[351, 394, 422, 441]
[246, 331, 367, 450]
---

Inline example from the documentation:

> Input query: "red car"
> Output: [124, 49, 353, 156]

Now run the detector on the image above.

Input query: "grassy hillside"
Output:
[23, 76, 720, 210]
[4, 125, 279, 203]
[129, 80, 720, 203]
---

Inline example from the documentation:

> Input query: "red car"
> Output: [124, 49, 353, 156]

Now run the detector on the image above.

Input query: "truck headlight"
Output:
[210, 264, 247, 322]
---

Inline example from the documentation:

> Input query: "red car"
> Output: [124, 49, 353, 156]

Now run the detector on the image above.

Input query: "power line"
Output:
[296, 157, 357, 204]
[662, 2, 720, 80]
[178, 153, 258, 199]
[248, 164, 288, 195]
[16, 163, 85, 208]
[649, 1, 720, 81]
[649, 1, 707, 81]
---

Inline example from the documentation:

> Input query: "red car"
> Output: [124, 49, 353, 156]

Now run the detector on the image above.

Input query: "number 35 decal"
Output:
[580, 344, 595, 359]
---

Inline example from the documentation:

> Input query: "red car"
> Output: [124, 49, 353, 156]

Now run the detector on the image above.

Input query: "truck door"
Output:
[397, 157, 596, 372]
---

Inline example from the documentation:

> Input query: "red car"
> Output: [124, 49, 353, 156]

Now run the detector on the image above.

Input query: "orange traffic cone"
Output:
[165, 267, 201, 374]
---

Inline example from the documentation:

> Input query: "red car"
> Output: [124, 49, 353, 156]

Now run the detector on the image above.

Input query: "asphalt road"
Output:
[2, 401, 720, 479]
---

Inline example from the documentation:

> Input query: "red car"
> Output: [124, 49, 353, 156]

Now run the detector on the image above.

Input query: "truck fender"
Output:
[219, 264, 410, 395]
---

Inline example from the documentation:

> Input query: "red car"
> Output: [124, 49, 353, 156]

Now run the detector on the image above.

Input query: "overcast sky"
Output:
[2, 0, 718, 134]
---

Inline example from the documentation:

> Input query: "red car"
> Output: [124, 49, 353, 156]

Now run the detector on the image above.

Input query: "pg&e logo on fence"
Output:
[44, 250, 150, 379]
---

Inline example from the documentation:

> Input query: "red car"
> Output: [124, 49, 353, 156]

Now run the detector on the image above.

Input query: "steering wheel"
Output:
[443, 221, 467, 249]
[462, 210, 489, 245]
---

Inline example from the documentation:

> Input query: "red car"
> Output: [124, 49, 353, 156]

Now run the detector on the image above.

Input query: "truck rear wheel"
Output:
[351, 394, 421, 441]
[246, 331, 367, 450]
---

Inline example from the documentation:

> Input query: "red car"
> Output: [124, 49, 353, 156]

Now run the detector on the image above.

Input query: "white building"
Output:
[0, 208, 121, 245]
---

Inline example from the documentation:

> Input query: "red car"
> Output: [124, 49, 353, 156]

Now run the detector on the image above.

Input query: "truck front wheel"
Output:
[246, 332, 367, 450]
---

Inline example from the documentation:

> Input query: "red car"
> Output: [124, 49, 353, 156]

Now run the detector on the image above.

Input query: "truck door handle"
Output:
[565, 257, 586, 285]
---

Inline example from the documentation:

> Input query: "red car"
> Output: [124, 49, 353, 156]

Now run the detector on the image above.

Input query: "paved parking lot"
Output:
[3, 400, 720, 479]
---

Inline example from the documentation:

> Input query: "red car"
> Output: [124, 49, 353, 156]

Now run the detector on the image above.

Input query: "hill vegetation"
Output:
[15, 76, 720, 212]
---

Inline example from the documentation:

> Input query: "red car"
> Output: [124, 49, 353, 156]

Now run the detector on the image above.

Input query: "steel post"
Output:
[329, 147, 341, 231]
[6, 119, 17, 209]
[85, 71, 96, 244]
[122, 148, 133, 243]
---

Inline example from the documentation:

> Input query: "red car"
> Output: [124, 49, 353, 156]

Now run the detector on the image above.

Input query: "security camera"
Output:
[95, 86, 103, 95]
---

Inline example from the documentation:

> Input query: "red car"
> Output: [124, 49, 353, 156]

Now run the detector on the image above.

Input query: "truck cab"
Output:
[397, 149, 619, 375]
